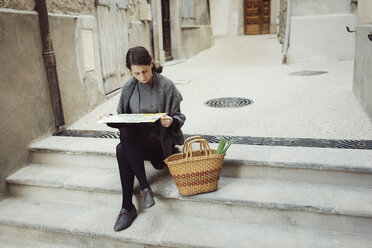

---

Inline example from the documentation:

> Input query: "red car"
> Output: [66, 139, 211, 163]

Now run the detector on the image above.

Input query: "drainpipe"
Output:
[282, 0, 292, 64]
[149, 0, 156, 59]
[36, 0, 65, 130]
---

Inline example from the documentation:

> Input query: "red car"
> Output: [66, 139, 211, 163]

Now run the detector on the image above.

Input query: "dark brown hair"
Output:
[125, 46, 163, 73]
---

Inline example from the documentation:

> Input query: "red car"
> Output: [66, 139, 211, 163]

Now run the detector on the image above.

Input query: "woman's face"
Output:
[131, 64, 153, 84]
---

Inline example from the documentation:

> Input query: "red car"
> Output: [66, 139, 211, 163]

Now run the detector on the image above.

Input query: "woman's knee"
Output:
[116, 143, 123, 154]
[119, 125, 138, 143]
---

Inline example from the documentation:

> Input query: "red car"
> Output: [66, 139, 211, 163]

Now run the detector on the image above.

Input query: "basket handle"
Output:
[185, 138, 212, 159]
[182, 136, 203, 154]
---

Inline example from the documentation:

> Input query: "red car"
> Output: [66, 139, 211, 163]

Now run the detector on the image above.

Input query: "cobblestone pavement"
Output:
[69, 35, 372, 140]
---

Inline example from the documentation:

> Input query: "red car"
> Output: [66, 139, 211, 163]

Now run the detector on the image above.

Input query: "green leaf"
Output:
[216, 138, 226, 154]
[222, 138, 236, 154]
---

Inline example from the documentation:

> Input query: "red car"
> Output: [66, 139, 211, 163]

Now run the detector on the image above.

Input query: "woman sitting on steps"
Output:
[102, 46, 186, 232]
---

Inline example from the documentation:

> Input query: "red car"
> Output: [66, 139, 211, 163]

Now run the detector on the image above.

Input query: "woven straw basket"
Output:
[164, 136, 226, 196]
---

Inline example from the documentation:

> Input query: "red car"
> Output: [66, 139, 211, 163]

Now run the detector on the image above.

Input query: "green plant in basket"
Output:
[216, 138, 235, 154]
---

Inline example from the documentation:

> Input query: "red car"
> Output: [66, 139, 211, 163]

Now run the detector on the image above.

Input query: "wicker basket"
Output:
[164, 136, 226, 196]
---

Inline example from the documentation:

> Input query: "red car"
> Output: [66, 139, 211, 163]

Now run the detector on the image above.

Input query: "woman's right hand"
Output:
[99, 113, 110, 120]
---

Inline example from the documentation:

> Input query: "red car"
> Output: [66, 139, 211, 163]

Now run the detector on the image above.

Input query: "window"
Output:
[182, 0, 195, 25]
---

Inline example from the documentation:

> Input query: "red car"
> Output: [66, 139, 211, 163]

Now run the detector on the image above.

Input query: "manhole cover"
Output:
[205, 97, 253, 108]
[290, 70, 328, 76]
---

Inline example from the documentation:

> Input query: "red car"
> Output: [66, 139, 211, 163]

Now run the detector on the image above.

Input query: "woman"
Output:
[108, 46, 185, 232]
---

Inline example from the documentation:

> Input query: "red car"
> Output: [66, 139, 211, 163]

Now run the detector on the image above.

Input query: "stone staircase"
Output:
[1, 136, 372, 247]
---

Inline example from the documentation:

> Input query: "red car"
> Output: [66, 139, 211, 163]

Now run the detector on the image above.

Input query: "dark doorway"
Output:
[244, 0, 271, 35]
[161, 0, 173, 61]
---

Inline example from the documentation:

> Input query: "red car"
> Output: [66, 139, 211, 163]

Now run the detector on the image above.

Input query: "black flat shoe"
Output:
[142, 188, 155, 209]
[113, 206, 137, 232]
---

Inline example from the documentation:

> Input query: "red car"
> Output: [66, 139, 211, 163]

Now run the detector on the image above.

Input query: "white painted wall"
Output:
[288, 14, 356, 61]
[353, 0, 372, 121]
[287, 0, 357, 62]
[210, 0, 231, 36]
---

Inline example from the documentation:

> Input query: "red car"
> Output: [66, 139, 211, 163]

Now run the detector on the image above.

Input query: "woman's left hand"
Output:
[160, 115, 173, 128]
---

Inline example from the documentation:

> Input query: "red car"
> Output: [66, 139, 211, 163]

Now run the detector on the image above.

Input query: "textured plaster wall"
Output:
[181, 25, 214, 59]
[0, 9, 106, 198]
[292, 0, 357, 16]
[287, 0, 357, 61]
[357, 0, 372, 24]
[1, 0, 94, 14]
[194, 0, 211, 25]
[210, 0, 244, 36]
[151, 0, 165, 64]
[209, 0, 230, 36]
[126, 0, 152, 52]
[172, 0, 213, 60]
[353, 0, 372, 121]
[49, 14, 105, 125]
[0, 9, 55, 199]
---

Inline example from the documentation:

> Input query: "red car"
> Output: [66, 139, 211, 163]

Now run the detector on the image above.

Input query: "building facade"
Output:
[0, 0, 213, 198]
[210, 0, 279, 36]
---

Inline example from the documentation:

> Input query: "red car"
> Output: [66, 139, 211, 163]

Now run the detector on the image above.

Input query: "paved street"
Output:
[70, 35, 372, 140]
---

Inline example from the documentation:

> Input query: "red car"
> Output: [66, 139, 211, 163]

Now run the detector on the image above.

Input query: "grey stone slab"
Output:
[31, 137, 372, 174]
[268, 146, 372, 172]
[160, 215, 372, 248]
[29, 136, 118, 156]
[0, 198, 166, 247]
[7, 164, 84, 188]
[8, 164, 372, 218]
[64, 167, 122, 193]
[0, 198, 371, 248]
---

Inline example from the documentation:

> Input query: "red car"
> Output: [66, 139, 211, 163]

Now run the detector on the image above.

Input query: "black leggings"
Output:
[116, 124, 165, 210]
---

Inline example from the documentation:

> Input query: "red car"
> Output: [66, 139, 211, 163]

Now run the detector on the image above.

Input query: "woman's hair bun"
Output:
[126, 46, 163, 74]
[152, 60, 163, 73]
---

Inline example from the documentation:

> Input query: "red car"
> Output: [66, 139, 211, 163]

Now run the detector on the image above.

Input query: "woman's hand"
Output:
[160, 115, 173, 128]
[99, 113, 110, 120]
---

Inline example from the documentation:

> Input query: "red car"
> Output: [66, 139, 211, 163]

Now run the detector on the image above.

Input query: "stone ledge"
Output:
[29, 136, 372, 173]
[0, 198, 371, 248]
[7, 164, 372, 218]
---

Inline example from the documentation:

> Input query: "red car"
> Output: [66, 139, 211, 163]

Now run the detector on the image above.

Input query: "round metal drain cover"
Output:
[290, 70, 328, 76]
[205, 97, 253, 108]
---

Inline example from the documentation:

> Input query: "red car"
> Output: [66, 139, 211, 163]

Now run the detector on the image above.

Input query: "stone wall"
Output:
[50, 14, 106, 125]
[353, 0, 372, 121]
[1, 0, 94, 13]
[170, 0, 214, 60]
[0, 9, 55, 199]
[0, 8, 106, 199]
[126, 0, 152, 50]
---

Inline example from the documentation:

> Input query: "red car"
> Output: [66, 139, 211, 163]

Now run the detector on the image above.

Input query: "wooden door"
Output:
[244, 0, 271, 35]
[161, 0, 173, 61]
[96, 0, 129, 94]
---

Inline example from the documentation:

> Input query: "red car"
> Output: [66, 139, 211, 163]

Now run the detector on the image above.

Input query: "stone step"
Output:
[29, 136, 372, 188]
[0, 198, 371, 248]
[7, 163, 372, 234]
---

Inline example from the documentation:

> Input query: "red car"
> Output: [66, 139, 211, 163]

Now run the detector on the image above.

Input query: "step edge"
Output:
[28, 147, 372, 174]
[1, 201, 371, 248]
[7, 180, 372, 219]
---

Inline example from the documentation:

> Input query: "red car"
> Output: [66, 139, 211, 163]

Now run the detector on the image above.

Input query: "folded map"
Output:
[97, 113, 167, 124]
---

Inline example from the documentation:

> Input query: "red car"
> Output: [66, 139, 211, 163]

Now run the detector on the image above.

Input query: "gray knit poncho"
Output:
[117, 73, 186, 157]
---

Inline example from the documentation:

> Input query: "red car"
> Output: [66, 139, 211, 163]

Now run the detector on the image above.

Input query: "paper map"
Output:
[97, 113, 167, 124]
